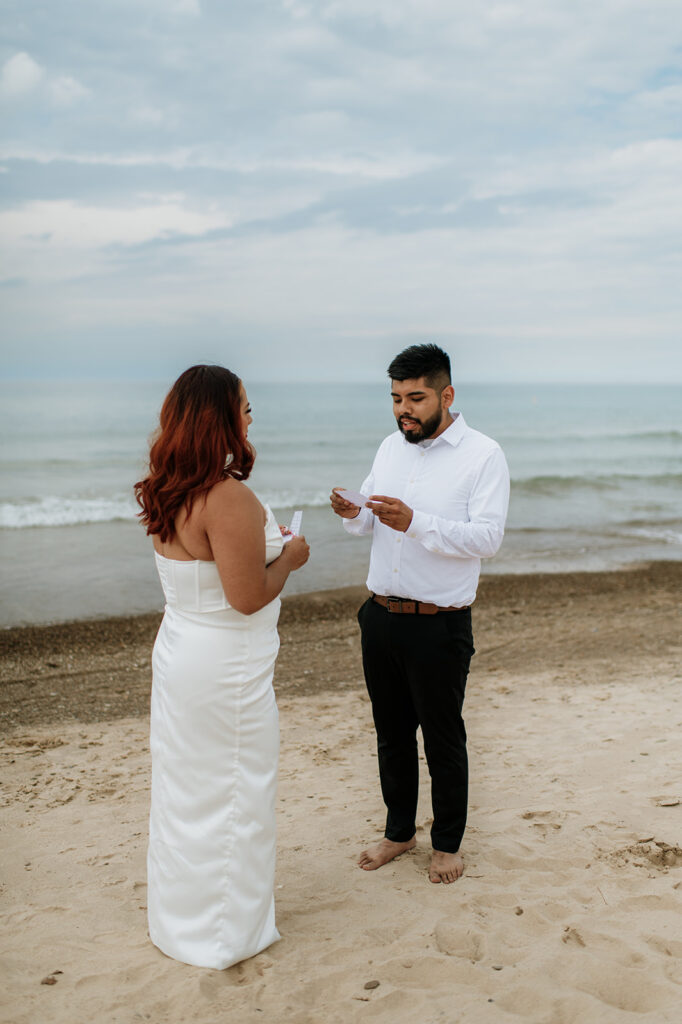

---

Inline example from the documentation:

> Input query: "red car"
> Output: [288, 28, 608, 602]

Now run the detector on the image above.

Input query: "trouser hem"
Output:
[384, 828, 417, 843]
[430, 838, 463, 854]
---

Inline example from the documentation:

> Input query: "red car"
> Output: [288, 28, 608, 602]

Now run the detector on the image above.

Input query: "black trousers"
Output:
[357, 597, 474, 853]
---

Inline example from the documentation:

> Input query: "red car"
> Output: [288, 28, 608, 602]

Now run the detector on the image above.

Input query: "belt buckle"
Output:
[387, 597, 402, 613]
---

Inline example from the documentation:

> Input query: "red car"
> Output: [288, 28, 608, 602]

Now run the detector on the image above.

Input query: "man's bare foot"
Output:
[429, 849, 464, 884]
[357, 837, 416, 871]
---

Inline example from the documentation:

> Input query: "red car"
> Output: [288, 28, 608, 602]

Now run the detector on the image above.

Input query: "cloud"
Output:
[131, 105, 170, 127]
[0, 143, 442, 181]
[0, 198, 230, 271]
[171, 0, 201, 13]
[0, 52, 88, 109]
[1, 0, 681, 380]
[48, 75, 90, 107]
[0, 52, 44, 99]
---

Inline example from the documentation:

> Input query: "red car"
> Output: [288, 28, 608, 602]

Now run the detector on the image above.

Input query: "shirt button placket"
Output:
[392, 534, 401, 580]
[392, 458, 411, 581]
[406, 445, 425, 541]
[396, 447, 421, 582]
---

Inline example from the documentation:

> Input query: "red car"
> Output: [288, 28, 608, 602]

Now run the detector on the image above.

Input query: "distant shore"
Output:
[2, 560, 680, 731]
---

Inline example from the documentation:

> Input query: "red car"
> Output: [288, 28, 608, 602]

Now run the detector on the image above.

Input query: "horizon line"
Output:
[1, 374, 681, 387]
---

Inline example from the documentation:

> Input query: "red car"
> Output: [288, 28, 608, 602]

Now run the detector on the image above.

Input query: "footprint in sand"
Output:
[198, 953, 273, 998]
[645, 934, 682, 959]
[619, 893, 682, 914]
[567, 960, 675, 1015]
[84, 852, 119, 867]
[434, 921, 486, 962]
[132, 880, 147, 909]
[561, 926, 586, 947]
[607, 841, 682, 871]
[494, 983, 560, 1020]
[521, 809, 566, 838]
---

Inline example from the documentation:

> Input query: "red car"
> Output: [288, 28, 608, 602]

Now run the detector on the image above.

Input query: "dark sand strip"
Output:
[2, 562, 681, 730]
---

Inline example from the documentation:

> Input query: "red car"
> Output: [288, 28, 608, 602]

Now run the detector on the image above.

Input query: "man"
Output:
[330, 344, 509, 884]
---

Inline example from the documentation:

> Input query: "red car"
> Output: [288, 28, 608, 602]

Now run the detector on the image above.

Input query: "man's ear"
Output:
[442, 385, 455, 409]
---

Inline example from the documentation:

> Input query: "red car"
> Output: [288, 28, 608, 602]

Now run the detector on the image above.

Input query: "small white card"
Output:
[335, 488, 370, 507]
[283, 510, 302, 543]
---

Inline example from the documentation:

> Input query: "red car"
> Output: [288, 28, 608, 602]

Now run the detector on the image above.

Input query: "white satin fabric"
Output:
[147, 505, 284, 969]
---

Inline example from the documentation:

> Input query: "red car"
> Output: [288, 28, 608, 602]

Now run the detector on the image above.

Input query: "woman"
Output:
[135, 364, 309, 969]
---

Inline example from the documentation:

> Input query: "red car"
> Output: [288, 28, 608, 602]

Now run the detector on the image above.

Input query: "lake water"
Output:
[1, 378, 680, 626]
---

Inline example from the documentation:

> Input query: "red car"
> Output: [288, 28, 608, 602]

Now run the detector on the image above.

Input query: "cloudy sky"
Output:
[2, 0, 681, 382]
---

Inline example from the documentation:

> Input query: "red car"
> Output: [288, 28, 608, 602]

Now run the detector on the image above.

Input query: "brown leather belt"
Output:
[371, 593, 470, 615]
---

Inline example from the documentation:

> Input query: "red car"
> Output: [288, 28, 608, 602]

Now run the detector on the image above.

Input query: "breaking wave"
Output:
[0, 496, 139, 528]
[0, 490, 337, 528]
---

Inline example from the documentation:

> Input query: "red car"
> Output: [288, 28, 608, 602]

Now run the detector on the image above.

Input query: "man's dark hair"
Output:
[387, 343, 451, 391]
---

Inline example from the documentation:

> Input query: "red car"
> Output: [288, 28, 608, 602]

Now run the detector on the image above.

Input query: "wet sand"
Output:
[2, 563, 682, 1022]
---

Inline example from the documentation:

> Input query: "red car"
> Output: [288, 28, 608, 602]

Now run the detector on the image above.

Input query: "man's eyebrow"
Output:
[391, 389, 428, 398]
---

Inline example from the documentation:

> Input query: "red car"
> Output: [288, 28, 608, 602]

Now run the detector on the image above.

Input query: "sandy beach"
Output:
[2, 562, 682, 1023]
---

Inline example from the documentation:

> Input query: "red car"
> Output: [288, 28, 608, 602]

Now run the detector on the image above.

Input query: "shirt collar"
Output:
[398, 412, 467, 449]
[423, 412, 466, 449]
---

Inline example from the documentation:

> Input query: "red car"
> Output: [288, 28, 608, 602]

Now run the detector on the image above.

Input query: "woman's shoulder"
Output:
[204, 476, 263, 520]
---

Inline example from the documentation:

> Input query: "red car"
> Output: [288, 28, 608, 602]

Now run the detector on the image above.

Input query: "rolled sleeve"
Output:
[407, 447, 510, 558]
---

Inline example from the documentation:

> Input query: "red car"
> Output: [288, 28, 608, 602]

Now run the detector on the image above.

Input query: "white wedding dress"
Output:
[147, 505, 284, 969]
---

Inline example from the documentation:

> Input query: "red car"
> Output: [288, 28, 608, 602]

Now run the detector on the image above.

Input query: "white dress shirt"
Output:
[344, 414, 510, 607]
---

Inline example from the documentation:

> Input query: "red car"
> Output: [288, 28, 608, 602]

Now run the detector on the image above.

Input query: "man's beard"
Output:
[398, 408, 443, 443]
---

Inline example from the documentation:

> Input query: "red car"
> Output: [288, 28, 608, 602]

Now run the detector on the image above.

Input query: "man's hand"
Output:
[367, 495, 413, 533]
[330, 487, 361, 519]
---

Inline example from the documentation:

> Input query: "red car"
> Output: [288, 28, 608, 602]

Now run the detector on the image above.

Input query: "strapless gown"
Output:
[147, 505, 284, 969]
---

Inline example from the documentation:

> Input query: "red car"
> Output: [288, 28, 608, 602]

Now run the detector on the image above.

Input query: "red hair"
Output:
[134, 364, 254, 541]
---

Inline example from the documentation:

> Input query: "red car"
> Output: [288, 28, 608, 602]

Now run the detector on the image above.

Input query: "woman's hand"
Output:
[281, 534, 310, 570]
[203, 480, 309, 613]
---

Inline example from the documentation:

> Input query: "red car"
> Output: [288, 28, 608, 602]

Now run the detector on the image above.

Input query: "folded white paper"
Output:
[282, 509, 302, 543]
[335, 488, 370, 507]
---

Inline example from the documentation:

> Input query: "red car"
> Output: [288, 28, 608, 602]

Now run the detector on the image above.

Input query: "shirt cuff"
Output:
[406, 508, 429, 541]
[343, 507, 373, 534]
